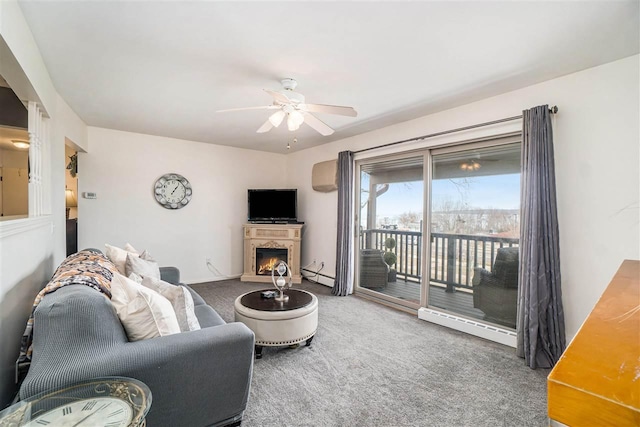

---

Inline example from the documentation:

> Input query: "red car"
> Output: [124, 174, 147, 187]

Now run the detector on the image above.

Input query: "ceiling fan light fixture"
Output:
[460, 161, 481, 171]
[218, 79, 355, 136]
[268, 110, 286, 127]
[287, 110, 304, 131]
[291, 110, 304, 125]
[287, 116, 300, 131]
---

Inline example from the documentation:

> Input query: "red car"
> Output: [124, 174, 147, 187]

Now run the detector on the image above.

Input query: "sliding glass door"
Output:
[428, 142, 521, 328]
[355, 137, 521, 330]
[356, 155, 424, 308]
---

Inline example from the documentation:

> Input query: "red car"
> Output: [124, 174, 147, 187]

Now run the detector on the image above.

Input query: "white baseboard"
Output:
[418, 307, 516, 347]
[301, 268, 334, 287]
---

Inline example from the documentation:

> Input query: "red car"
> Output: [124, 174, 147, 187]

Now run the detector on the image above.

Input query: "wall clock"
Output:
[154, 173, 192, 209]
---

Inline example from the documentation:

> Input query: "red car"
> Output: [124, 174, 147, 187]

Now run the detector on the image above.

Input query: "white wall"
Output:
[0, 1, 87, 406]
[286, 55, 640, 341]
[79, 127, 288, 284]
[0, 0, 56, 116]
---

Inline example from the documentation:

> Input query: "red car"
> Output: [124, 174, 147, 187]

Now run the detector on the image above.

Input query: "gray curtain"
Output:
[516, 105, 566, 369]
[332, 151, 354, 296]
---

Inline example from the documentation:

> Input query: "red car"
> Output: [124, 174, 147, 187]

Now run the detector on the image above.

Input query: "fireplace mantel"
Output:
[241, 223, 303, 284]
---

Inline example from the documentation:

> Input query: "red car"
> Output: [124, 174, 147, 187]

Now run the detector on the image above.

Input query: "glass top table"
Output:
[0, 377, 151, 427]
[240, 289, 313, 311]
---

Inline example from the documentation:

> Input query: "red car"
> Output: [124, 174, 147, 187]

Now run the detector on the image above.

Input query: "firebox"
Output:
[256, 248, 288, 276]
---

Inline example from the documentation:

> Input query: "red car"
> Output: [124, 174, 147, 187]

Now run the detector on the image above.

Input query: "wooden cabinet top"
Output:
[548, 260, 640, 426]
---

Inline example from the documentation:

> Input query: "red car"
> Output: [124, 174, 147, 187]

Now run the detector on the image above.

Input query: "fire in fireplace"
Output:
[256, 248, 288, 276]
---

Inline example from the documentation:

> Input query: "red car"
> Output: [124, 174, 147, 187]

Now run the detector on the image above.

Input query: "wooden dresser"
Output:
[548, 260, 640, 426]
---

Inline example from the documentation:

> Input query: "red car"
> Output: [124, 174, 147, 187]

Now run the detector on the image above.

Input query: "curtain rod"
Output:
[353, 105, 559, 154]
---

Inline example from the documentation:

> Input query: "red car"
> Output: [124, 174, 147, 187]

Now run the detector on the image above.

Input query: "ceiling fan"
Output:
[216, 78, 357, 136]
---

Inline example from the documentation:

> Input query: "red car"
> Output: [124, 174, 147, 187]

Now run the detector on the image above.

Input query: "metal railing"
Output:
[362, 228, 422, 281]
[360, 229, 519, 292]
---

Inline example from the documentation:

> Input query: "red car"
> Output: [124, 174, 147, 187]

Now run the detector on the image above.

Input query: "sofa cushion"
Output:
[111, 273, 181, 341]
[159, 266, 181, 285]
[141, 277, 201, 332]
[185, 285, 207, 306]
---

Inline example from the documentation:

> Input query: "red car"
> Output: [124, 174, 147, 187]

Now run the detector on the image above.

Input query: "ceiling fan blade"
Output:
[217, 105, 277, 113]
[264, 89, 291, 104]
[256, 119, 274, 133]
[303, 113, 334, 136]
[302, 103, 357, 117]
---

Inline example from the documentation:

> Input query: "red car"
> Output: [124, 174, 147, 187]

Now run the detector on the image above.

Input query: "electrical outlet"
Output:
[320, 261, 325, 269]
[313, 258, 316, 265]
[206, 257, 211, 264]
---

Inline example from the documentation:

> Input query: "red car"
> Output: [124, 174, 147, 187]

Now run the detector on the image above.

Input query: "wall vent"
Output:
[418, 307, 516, 347]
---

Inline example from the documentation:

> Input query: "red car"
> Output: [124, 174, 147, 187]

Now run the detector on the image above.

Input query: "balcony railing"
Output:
[360, 229, 519, 292]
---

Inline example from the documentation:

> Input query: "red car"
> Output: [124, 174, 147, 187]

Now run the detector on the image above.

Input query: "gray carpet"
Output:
[189, 279, 549, 427]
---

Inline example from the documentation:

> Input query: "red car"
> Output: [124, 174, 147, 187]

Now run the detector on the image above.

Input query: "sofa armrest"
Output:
[159, 266, 180, 285]
[115, 323, 255, 427]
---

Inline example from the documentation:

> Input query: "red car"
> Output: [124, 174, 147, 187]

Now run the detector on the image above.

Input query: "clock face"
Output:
[23, 397, 133, 427]
[154, 173, 192, 209]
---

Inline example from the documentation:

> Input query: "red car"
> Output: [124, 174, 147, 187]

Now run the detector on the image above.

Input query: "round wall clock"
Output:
[154, 173, 192, 209]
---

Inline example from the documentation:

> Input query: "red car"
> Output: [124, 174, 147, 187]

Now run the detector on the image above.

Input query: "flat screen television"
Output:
[248, 189, 298, 222]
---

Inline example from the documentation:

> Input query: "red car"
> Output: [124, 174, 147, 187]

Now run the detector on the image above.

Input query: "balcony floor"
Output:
[362, 280, 514, 329]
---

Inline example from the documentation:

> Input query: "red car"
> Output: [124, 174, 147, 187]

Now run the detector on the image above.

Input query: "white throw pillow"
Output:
[139, 250, 155, 261]
[105, 243, 139, 274]
[124, 243, 140, 255]
[110, 273, 181, 341]
[125, 253, 161, 280]
[141, 276, 201, 332]
[128, 272, 143, 284]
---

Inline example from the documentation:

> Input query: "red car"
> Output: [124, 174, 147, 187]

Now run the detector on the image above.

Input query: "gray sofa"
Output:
[19, 261, 255, 427]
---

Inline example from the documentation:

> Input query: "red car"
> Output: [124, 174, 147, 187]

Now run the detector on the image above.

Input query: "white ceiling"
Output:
[17, 1, 640, 153]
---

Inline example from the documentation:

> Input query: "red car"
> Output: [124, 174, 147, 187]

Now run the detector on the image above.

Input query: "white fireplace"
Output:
[241, 223, 303, 284]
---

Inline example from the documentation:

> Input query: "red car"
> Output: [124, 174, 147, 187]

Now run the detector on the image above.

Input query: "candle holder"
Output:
[271, 261, 292, 302]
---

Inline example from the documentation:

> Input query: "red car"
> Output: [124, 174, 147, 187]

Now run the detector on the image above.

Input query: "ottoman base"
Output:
[234, 290, 319, 359]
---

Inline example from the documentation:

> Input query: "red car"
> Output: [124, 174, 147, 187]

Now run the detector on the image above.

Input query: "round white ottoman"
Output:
[234, 289, 318, 358]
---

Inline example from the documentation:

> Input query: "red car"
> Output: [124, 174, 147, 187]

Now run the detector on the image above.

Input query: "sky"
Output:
[367, 173, 520, 218]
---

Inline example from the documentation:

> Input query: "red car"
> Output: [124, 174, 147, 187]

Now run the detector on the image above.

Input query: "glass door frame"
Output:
[425, 134, 522, 316]
[354, 133, 522, 315]
[354, 150, 429, 311]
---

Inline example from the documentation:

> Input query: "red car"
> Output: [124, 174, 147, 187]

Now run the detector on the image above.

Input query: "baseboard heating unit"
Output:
[300, 268, 335, 288]
[418, 307, 516, 347]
